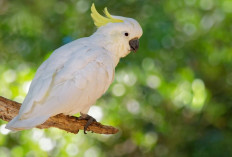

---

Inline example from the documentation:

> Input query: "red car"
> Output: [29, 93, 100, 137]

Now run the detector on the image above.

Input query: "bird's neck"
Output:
[90, 33, 128, 67]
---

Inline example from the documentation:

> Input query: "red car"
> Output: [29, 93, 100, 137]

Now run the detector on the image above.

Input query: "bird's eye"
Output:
[124, 32, 129, 36]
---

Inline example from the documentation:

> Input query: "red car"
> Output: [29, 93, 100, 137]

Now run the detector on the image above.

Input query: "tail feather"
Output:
[5, 115, 50, 131]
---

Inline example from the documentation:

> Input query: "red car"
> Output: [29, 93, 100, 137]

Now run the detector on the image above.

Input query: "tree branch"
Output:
[0, 96, 119, 134]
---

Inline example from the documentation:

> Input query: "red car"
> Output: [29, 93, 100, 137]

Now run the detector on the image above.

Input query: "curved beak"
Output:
[129, 38, 139, 53]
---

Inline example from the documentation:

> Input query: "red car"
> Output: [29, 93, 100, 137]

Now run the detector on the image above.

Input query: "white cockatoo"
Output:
[6, 3, 142, 133]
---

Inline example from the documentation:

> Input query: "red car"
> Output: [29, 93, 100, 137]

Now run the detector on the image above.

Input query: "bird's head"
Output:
[91, 4, 143, 58]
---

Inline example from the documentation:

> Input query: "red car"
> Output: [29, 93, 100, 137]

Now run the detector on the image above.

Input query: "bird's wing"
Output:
[18, 45, 114, 119]
[18, 39, 87, 117]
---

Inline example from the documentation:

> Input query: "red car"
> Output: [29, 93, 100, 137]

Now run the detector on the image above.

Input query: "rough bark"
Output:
[0, 96, 118, 134]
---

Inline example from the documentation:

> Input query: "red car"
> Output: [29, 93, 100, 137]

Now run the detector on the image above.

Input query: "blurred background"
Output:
[1, 0, 232, 156]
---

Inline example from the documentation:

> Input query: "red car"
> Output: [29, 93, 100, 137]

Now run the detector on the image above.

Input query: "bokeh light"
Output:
[1, 0, 232, 156]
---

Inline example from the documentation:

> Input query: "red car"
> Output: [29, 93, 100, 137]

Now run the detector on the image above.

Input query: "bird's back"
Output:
[6, 37, 115, 131]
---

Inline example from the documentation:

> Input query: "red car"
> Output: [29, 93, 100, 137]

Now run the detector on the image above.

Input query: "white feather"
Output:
[6, 13, 143, 131]
[6, 38, 114, 131]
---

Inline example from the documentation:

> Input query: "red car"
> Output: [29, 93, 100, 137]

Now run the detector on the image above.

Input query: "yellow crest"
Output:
[91, 3, 123, 27]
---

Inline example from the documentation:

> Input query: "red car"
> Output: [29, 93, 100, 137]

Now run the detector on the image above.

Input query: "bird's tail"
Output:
[5, 115, 50, 131]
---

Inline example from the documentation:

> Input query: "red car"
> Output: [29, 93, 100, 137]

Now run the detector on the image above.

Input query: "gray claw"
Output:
[77, 114, 96, 134]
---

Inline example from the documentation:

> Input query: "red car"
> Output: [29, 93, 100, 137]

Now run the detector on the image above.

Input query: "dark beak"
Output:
[129, 38, 139, 53]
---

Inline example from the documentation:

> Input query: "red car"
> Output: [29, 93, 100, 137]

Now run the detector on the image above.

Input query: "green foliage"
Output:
[1, 0, 232, 156]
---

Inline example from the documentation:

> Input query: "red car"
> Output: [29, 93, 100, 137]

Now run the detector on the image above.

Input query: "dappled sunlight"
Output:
[39, 137, 55, 152]
[1, 0, 232, 156]
[172, 81, 193, 108]
[76, 0, 90, 13]
[112, 83, 126, 97]
[146, 75, 161, 89]
[0, 124, 11, 135]
[191, 79, 207, 112]
[31, 129, 44, 142]
[66, 143, 79, 156]
[88, 106, 103, 122]
[144, 132, 158, 147]
[0, 86, 12, 98]
[84, 147, 99, 157]
[126, 99, 140, 114]
[0, 63, 34, 100]
[13, 95, 24, 103]
[123, 72, 137, 86]
[172, 79, 207, 112]
[3, 69, 17, 83]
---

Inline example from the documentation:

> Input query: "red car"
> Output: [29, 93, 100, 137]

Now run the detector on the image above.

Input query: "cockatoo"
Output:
[6, 3, 142, 133]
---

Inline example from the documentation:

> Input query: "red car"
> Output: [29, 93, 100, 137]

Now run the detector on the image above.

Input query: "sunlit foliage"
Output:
[1, 0, 232, 156]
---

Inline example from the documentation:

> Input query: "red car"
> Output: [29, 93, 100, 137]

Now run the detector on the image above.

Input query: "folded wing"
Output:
[6, 41, 115, 131]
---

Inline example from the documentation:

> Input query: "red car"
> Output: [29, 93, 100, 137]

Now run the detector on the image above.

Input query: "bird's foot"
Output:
[76, 113, 96, 134]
